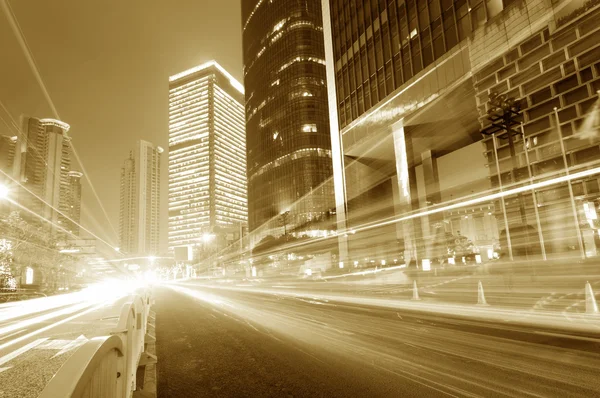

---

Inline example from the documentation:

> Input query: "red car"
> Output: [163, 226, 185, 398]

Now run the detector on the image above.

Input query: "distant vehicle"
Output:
[437, 232, 479, 264]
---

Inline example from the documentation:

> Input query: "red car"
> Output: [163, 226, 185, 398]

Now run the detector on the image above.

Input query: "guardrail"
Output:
[0, 289, 47, 302]
[39, 288, 156, 398]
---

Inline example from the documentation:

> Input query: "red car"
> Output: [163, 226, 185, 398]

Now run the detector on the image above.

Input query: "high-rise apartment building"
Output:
[242, 0, 334, 240]
[168, 61, 247, 251]
[65, 171, 83, 235]
[119, 140, 162, 255]
[13, 117, 73, 235]
[322, 0, 600, 264]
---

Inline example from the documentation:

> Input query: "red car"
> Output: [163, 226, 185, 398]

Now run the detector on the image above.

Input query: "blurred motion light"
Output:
[0, 184, 9, 199]
[25, 267, 33, 284]
[202, 233, 216, 243]
[422, 259, 431, 271]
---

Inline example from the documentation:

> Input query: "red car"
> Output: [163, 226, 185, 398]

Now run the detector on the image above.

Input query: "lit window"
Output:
[302, 124, 317, 133]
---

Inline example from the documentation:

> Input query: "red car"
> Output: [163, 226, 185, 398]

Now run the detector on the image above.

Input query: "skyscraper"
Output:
[14, 117, 73, 235]
[242, 0, 334, 240]
[168, 61, 247, 252]
[322, 0, 600, 264]
[65, 171, 83, 235]
[119, 140, 162, 256]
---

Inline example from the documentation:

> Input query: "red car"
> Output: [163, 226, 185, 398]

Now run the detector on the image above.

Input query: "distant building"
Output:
[13, 117, 72, 235]
[0, 135, 17, 183]
[168, 61, 247, 252]
[0, 135, 17, 216]
[119, 140, 162, 256]
[242, 0, 334, 242]
[64, 171, 83, 235]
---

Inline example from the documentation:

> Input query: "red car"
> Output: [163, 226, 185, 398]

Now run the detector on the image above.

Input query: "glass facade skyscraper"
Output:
[323, 0, 600, 265]
[328, 0, 494, 129]
[168, 62, 247, 251]
[242, 0, 334, 238]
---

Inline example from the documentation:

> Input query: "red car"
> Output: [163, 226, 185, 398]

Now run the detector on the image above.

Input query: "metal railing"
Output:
[39, 288, 155, 398]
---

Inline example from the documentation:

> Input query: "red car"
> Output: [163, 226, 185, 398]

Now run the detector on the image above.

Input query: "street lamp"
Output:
[280, 211, 290, 238]
[483, 93, 531, 258]
[0, 184, 9, 199]
[202, 233, 215, 243]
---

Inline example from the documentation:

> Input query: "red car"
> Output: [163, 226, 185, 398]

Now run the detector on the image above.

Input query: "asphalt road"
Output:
[155, 281, 600, 398]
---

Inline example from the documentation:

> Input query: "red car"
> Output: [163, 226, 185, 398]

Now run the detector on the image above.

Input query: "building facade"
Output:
[242, 0, 335, 243]
[168, 61, 247, 252]
[13, 117, 73, 235]
[65, 170, 83, 236]
[322, 0, 600, 266]
[119, 140, 162, 256]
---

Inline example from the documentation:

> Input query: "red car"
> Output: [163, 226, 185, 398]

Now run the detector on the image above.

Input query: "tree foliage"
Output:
[0, 211, 77, 290]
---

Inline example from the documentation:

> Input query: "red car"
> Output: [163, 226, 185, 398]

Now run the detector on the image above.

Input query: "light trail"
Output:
[0, 299, 115, 351]
[356, 165, 600, 234]
[179, 282, 600, 334]
[0, 301, 93, 338]
[220, 164, 600, 262]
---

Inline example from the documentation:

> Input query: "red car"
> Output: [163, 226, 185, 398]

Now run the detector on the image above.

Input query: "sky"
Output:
[0, 0, 244, 254]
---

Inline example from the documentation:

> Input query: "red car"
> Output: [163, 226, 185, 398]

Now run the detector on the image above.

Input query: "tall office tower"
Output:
[119, 140, 162, 255]
[322, 0, 600, 263]
[168, 61, 247, 252]
[64, 171, 83, 235]
[0, 135, 17, 183]
[14, 117, 72, 234]
[242, 0, 334, 240]
[0, 135, 17, 216]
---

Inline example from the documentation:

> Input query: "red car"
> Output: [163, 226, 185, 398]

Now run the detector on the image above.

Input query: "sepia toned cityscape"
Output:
[1, 0, 600, 397]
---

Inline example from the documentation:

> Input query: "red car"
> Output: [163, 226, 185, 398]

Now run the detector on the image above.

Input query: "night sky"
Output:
[0, 0, 244, 254]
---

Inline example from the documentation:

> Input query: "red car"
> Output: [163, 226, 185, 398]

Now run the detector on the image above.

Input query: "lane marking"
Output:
[0, 329, 26, 342]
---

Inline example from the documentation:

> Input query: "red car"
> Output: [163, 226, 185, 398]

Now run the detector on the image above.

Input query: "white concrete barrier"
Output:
[39, 288, 155, 398]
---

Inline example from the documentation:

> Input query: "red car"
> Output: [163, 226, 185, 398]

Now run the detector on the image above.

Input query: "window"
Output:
[302, 124, 317, 133]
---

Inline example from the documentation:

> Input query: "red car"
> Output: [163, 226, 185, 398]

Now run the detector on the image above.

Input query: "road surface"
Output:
[155, 281, 600, 397]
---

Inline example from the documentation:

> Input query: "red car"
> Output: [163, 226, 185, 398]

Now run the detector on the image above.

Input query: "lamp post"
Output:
[280, 211, 290, 239]
[483, 93, 531, 259]
[0, 184, 9, 199]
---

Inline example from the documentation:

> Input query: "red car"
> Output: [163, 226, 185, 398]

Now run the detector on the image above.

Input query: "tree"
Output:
[0, 211, 78, 291]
